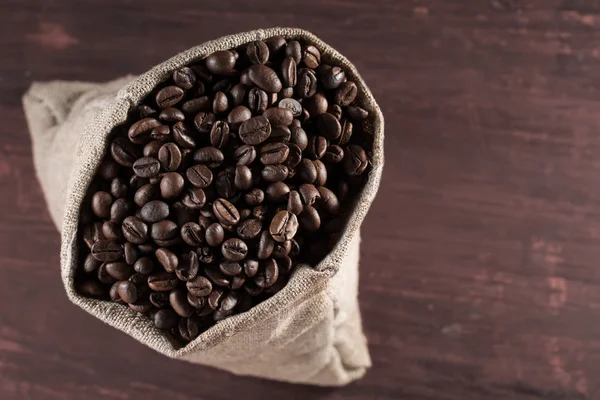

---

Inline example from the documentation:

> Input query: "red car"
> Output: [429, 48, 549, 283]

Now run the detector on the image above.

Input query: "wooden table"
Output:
[2, 0, 600, 398]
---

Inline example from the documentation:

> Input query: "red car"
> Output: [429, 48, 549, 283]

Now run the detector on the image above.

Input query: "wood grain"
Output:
[2, 0, 600, 398]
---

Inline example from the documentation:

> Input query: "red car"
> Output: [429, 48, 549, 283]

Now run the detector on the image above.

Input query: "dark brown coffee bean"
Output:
[273, 240, 292, 258]
[182, 188, 206, 210]
[281, 56, 297, 87]
[282, 87, 294, 98]
[222, 238, 248, 261]
[193, 146, 224, 168]
[175, 251, 199, 282]
[102, 221, 123, 241]
[299, 184, 321, 207]
[322, 66, 345, 89]
[139, 104, 157, 118]
[179, 316, 200, 342]
[248, 65, 282, 93]
[148, 272, 179, 292]
[105, 261, 133, 280]
[234, 219, 261, 240]
[323, 145, 344, 164]
[181, 222, 204, 246]
[297, 158, 317, 183]
[304, 93, 328, 117]
[334, 81, 358, 106]
[211, 91, 228, 114]
[227, 106, 252, 130]
[206, 50, 237, 75]
[91, 191, 112, 219]
[160, 172, 185, 199]
[270, 211, 299, 242]
[156, 86, 184, 109]
[133, 256, 154, 275]
[186, 164, 213, 188]
[83, 253, 101, 273]
[110, 137, 139, 167]
[270, 125, 291, 143]
[187, 293, 206, 308]
[109, 281, 124, 303]
[290, 127, 308, 150]
[79, 280, 105, 297]
[343, 145, 368, 176]
[299, 205, 321, 232]
[169, 289, 193, 317]
[150, 126, 171, 144]
[158, 108, 185, 123]
[213, 198, 240, 225]
[182, 96, 211, 114]
[219, 261, 243, 276]
[328, 102, 342, 120]
[128, 118, 161, 144]
[205, 267, 230, 287]
[97, 262, 117, 284]
[247, 41, 270, 64]
[83, 222, 105, 249]
[133, 184, 157, 207]
[287, 190, 303, 215]
[283, 144, 302, 169]
[252, 205, 266, 221]
[240, 259, 257, 278]
[255, 258, 279, 288]
[128, 298, 153, 313]
[208, 288, 225, 310]
[244, 280, 263, 296]
[220, 292, 239, 312]
[247, 88, 269, 114]
[317, 113, 342, 140]
[172, 121, 197, 149]
[137, 243, 155, 255]
[154, 308, 178, 330]
[347, 105, 369, 121]
[295, 69, 317, 98]
[259, 142, 289, 165]
[266, 35, 286, 55]
[306, 136, 327, 160]
[229, 84, 246, 107]
[138, 200, 168, 223]
[154, 248, 179, 274]
[285, 40, 302, 64]
[265, 182, 290, 203]
[172, 66, 196, 89]
[132, 157, 160, 178]
[98, 158, 120, 180]
[119, 216, 147, 244]
[208, 121, 228, 149]
[116, 280, 137, 303]
[110, 177, 128, 198]
[158, 143, 182, 171]
[124, 242, 138, 265]
[234, 145, 256, 165]
[278, 98, 302, 117]
[205, 223, 225, 247]
[150, 220, 178, 241]
[303, 45, 321, 69]
[261, 164, 288, 183]
[187, 276, 213, 297]
[317, 187, 340, 214]
[215, 168, 237, 198]
[148, 292, 169, 308]
[262, 107, 293, 127]
[240, 189, 262, 207]
[239, 116, 271, 145]
[313, 159, 327, 186]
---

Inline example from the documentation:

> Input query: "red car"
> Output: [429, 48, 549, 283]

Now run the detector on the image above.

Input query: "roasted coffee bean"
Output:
[83, 253, 102, 273]
[323, 144, 344, 164]
[285, 40, 302, 64]
[239, 116, 271, 145]
[261, 164, 289, 183]
[148, 292, 170, 308]
[109, 281, 123, 303]
[299, 184, 321, 206]
[215, 168, 236, 198]
[128, 118, 161, 144]
[117, 280, 138, 303]
[91, 191, 112, 219]
[148, 272, 179, 291]
[229, 84, 246, 107]
[181, 222, 204, 246]
[182, 96, 211, 114]
[156, 86, 184, 109]
[263, 107, 293, 127]
[220, 292, 239, 312]
[330, 103, 343, 120]
[231, 276, 246, 290]
[234, 145, 256, 165]
[134, 183, 157, 207]
[255, 258, 279, 288]
[102, 221, 123, 241]
[187, 293, 206, 308]
[97, 262, 117, 284]
[213, 198, 240, 225]
[182, 188, 206, 210]
[159, 108, 185, 123]
[281, 56, 297, 87]
[198, 245, 217, 264]
[306, 136, 327, 160]
[317, 187, 340, 214]
[334, 81, 358, 106]
[144, 140, 163, 157]
[299, 205, 321, 231]
[221, 238, 248, 261]
[270, 211, 299, 242]
[186, 276, 213, 297]
[186, 164, 213, 189]
[121, 216, 148, 244]
[343, 145, 368, 176]
[265, 182, 290, 203]
[295, 68, 317, 98]
[260, 143, 289, 165]
[158, 142, 182, 171]
[193, 146, 224, 168]
[129, 299, 152, 313]
[110, 177, 128, 198]
[205, 267, 230, 287]
[266, 35, 286, 55]
[206, 50, 237, 75]
[176, 251, 199, 281]
[150, 220, 178, 241]
[139, 200, 169, 223]
[257, 230, 274, 260]
[278, 98, 302, 117]
[227, 106, 252, 130]
[205, 223, 225, 247]
[208, 288, 225, 310]
[270, 126, 291, 143]
[133, 157, 160, 178]
[160, 172, 185, 199]
[231, 165, 251, 191]
[284, 144, 302, 169]
[79, 281, 105, 297]
[244, 259, 259, 278]
[297, 158, 317, 183]
[236, 219, 262, 240]
[98, 158, 120, 180]
[133, 256, 154, 275]
[83, 222, 105, 249]
[317, 113, 341, 140]
[304, 93, 328, 117]
[179, 316, 200, 342]
[248, 65, 282, 93]
[154, 308, 178, 330]
[287, 190, 303, 215]
[91, 240, 123, 262]
[219, 261, 243, 276]
[172, 121, 197, 149]
[124, 242, 138, 265]
[173, 67, 196, 89]
[314, 159, 327, 186]
[110, 137, 139, 167]
[139, 104, 157, 118]
[303, 45, 321, 68]
[290, 126, 308, 150]
[169, 289, 193, 317]
[137, 243, 155, 255]
[212, 91, 229, 115]
[282, 87, 294, 98]
[105, 261, 133, 280]
[247, 41, 270, 64]
[347, 105, 369, 121]
[244, 188, 264, 206]
[322, 66, 345, 89]
[247, 88, 269, 114]
[273, 240, 292, 258]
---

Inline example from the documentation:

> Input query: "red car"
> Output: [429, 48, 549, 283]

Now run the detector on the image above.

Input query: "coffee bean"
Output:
[290, 126, 308, 150]
[313, 160, 327, 186]
[110, 137, 139, 167]
[148, 272, 179, 291]
[134, 256, 154, 275]
[347, 105, 369, 121]
[234, 145, 256, 166]
[159, 108, 185, 123]
[260, 143, 289, 165]
[213, 198, 240, 225]
[263, 107, 293, 127]
[297, 158, 317, 183]
[247, 41, 270, 64]
[270, 126, 291, 143]
[236, 219, 262, 240]
[278, 98, 302, 117]
[148, 292, 169, 308]
[334, 81, 358, 106]
[273, 240, 292, 258]
[128, 118, 161, 144]
[281, 56, 297, 87]
[295, 69, 317, 98]
[317, 113, 341, 140]
[215, 168, 236, 198]
[158, 143, 182, 171]
[285, 40, 302, 64]
[117, 280, 138, 303]
[187, 293, 206, 308]
[181, 222, 204, 246]
[133, 184, 157, 207]
[230, 165, 252, 191]
[241, 189, 262, 207]
[303, 45, 320, 69]
[221, 238, 248, 261]
[261, 164, 289, 183]
[172, 121, 197, 149]
[187, 276, 213, 297]
[91, 240, 123, 262]
[187, 165, 213, 188]
[105, 261, 133, 280]
[299, 205, 321, 231]
[266, 35, 286, 55]
[227, 106, 252, 130]
[144, 140, 163, 158]
[220, 292, 239, 312]
[97, 262, 117, 284]
[205, 50, 237, 75]
[78, 281, 105, 297]
[316, 187, 340, 214]
[265, 182, 290, 203]
[255, 258, 279, 288]
[239, 116, 271, 145]
[154, 308, 178, 330]
[133, 157, 160, 178]
[109, 281, 123, 303]
[156, 86, 184, 109]
[343, 145, 368, 176]
[172, 67, 196, 89]
[169, 289, 193, 317]
[182, 188, 206, 210]
[329, 103, 343, 120]
[181, 96, 209, 115]
[270, 210, 299, 242]
[160, 172, 185, 199]
[179, 316, 200, 342]
[139, 104, 157, 118]
[208, 288, 225, 310]
[205, 267, 230, 287]
[231, 276, 246, 290]
[247, 88, 269, 114]
[287, 190, 303, 215]
[121, 216, 148, 244]
[205, 222, 225, 247]
[129, 299, 152, 313]
[91, 191, 112, 219]
[150, 220, 178, 242]
[219, 261, 243, 276]
[284, 144, 302, 169]
[83, 253, 102, 273]
[306, 136, 328, 160]
[257, 230, 274, 260]
[212, 91, 229, 114]
[323, 145, 344, 164]
[244, 280, 263, 296]
[299, 184, 321, 207]
[304, 93, 328, 117]
[229, 84, 246, 107]
[248, 65, 282, 93]
[83, 222, 105, 249]
[98, 158, 120, 180]
[110, 177, 128, 198]
[322, 66, 345, 90]
[193, 146, 224, 168]
[209, 121, 229, 149]
[175, 251, 199, 281]
[103, 221, 123, 241]
[124, 242, 138, 265]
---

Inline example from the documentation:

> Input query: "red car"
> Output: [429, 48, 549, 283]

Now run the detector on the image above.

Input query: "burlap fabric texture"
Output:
[22, 28, 384, 386]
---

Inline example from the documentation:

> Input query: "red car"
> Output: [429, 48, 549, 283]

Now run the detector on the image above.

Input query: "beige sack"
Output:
[22, 28, 384, 386]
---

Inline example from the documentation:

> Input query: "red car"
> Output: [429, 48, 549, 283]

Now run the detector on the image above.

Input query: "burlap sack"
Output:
[22, 28, 384, 386]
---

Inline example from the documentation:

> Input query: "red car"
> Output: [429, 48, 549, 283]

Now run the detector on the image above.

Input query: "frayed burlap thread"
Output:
[22, 28, 384, 386]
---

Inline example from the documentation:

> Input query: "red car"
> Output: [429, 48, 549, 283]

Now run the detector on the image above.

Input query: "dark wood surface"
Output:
[2, 0, 600, 398]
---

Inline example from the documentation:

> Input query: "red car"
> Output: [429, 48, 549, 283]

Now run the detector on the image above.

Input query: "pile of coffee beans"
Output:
[77, 36, 372, 345]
